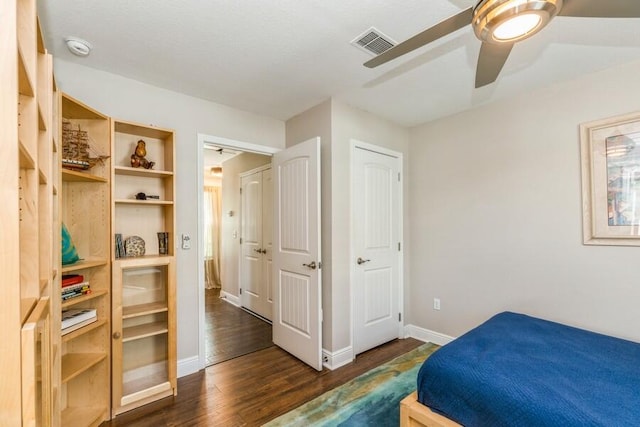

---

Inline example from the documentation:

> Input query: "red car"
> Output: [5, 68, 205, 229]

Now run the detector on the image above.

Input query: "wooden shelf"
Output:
[115, 255, 173, 267]
[123, 302, 168, 319]
[19, 141, 36, 169]
[115, 199, 173, 206]
[62, 318, 107, 343]
[62, 95, 108, 120]
[114, 166, 173, 178]
[61, 259, 108, 274]
[17, 42, 34, 97]
[21, 297, 38, 325]
[61, 168, 107, 183]
[61, 353, 106, 384]
[114, 120, 174, 139]
[61, 406, 107, 427]
[123, 322, 168, 342]
[61, 290, 108, 309]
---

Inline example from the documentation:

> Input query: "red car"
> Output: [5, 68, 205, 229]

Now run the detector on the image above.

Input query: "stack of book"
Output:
[61, 274, 91, 301]
[61, 308, 97, 335]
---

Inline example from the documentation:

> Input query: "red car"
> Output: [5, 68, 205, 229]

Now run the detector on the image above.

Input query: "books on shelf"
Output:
[62, 308, 97, 335]
[115, 233, 125, 259]
[62, 281, 91, 301]
[62, 274, 84, 287]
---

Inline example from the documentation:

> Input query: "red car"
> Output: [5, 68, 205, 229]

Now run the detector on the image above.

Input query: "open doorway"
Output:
[198, 135, 279, 367]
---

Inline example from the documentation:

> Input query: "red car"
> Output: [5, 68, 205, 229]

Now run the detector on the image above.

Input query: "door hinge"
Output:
[398, 242, 401, 251]
[318, 261, 322, 270]
[240, 238, 243, 244]
[398, 172, 401, 182]
[239, 288, 242, 295]
[240, 187, 242, 194]
[399, 313, 402, 322]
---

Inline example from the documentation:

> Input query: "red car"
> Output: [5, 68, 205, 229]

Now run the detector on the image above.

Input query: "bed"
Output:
[400, 311, 640, 427]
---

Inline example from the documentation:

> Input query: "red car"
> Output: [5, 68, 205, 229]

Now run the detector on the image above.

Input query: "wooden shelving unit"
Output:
[2, 0, 58, 424]
[111, 119, 177, 416]
[60, 93, 112, 425]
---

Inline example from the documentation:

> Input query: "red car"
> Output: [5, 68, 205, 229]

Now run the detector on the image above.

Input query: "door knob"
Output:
[302, 261, 317, 270]
[113, 332, 121, 340]
[357, 257, 370, 265]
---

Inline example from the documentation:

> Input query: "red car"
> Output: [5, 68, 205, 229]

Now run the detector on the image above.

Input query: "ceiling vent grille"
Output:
[352, 27, 396, 56]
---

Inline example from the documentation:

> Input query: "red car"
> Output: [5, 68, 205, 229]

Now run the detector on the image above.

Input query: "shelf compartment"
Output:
[123, 322, 168, 342]
[61, 289, 108, 309]
[61, 169, 108, 183]
[19, 138, 36, 170]
[123, 302, 168, 319]
[62, 318, 107, 343]
[17, 42, 35, 97]
[114, 166, 173, 178]
[122, 379, 171, 408]
[61, 353, 106, 384]
[61, 406, 107, 427]
[61, 259, 108, 274]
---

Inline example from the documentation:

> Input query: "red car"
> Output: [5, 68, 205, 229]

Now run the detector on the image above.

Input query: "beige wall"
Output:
[220, 152, 272, 297]
[285, 99, 410, 354]
[408, 59, 640, 342]
[53, 59, 285, 372]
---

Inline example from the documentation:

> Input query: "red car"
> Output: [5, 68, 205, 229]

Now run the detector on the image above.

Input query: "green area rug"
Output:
[264, 343, 438, 427]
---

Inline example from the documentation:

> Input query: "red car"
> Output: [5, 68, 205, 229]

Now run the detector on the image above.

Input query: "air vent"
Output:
[351, 27, 396, 56]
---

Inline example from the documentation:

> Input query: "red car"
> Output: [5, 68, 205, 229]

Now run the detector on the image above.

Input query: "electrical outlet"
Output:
[323, 355, 329, 363]
[433, 298, 441, 311]
[181, 234, 191, 250]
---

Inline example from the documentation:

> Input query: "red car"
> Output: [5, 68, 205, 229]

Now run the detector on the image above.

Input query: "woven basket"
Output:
[62, 119, 109, 169]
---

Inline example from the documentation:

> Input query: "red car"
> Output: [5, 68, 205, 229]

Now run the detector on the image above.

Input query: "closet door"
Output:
[240, 171, 265, 316]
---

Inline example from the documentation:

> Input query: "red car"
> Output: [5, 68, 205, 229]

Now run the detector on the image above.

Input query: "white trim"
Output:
[349, 139, 404, 355]
[197, 133, 281, 371]
[239, 163, 271, 178]
[220, 290, 241, 307]
[198, 133, 281, 155]
[177, 355, 201, 378]
[322, 346, 354, 370]
[404, 324, 455, 346]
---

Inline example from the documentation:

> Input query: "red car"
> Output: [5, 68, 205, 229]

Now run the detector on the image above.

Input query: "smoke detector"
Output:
[65, 37, 92, 57]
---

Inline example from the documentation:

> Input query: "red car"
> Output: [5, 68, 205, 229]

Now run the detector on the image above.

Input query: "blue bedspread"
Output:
[417, 312, 640, 426]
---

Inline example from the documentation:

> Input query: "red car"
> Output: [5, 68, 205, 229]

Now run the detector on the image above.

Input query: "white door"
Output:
[240, 168, 273, 320]
[352, 144, 402, 355]
[272, 137, 322, 371]
[240, 171, 264, 315]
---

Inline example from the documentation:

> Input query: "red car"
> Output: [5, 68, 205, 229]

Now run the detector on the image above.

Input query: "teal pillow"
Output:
[61, 223, 80, 265]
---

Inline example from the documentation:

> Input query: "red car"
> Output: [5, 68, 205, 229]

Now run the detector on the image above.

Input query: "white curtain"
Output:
[204, 186, 222, 289]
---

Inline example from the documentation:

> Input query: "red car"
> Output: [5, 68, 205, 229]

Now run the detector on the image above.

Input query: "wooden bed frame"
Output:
[400, 391, 462, 427]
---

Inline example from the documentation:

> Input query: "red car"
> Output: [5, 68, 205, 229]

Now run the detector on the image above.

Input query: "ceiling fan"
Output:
[364, 0, 640, 88]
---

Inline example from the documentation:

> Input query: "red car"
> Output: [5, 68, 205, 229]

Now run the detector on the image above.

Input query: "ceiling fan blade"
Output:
[475, 42, 514, 88]
[558, 0, 640, 18]
[364, 7, 473, 68]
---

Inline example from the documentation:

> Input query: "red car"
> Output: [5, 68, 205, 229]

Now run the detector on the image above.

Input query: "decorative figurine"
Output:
[130, 139, 155, 169]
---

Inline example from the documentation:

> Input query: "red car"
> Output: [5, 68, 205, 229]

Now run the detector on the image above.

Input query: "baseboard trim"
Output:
[404, 324, 455, 346]
[177, 355, 200, 378]
[322, 346, 354, 370]
[220, 290, 240, 307]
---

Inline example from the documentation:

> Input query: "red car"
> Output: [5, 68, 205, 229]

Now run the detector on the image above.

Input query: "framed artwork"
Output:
[581, 111, 640, 245]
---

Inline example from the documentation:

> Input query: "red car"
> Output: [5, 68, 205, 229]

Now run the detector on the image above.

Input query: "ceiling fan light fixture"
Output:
[473, 0, 563, 44]
[493, 13, 541, 40]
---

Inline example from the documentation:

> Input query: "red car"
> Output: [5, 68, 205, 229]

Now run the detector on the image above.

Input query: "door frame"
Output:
[196, 133, 280, 370]
[349, 139, 404, 356]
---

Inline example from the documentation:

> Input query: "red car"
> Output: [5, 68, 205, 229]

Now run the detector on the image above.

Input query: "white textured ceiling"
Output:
[37, 0, 640, 127]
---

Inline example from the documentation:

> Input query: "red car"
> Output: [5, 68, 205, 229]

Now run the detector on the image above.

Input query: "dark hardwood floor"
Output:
[205, 288, 273, 366]
[104, 337, 423, 427]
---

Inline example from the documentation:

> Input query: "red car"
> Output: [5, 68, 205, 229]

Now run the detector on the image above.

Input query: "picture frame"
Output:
[580, 111, 640, 245]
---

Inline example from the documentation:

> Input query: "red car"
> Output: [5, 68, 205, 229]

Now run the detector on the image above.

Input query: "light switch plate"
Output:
[181, 234, 191, 250]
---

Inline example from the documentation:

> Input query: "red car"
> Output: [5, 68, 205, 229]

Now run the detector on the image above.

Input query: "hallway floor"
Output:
[205, 288, 273, 366]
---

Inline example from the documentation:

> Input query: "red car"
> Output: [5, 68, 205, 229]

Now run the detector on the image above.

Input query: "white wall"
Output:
[409, 59, 640, 342]
[54, 60, 285, 373]
[220, 153, 272, 297]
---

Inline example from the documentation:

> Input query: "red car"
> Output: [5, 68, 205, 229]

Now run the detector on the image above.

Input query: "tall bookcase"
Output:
[111, 120, 177, 416]
[59, 94, 112, 426]
[2, 0, 58, 425]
